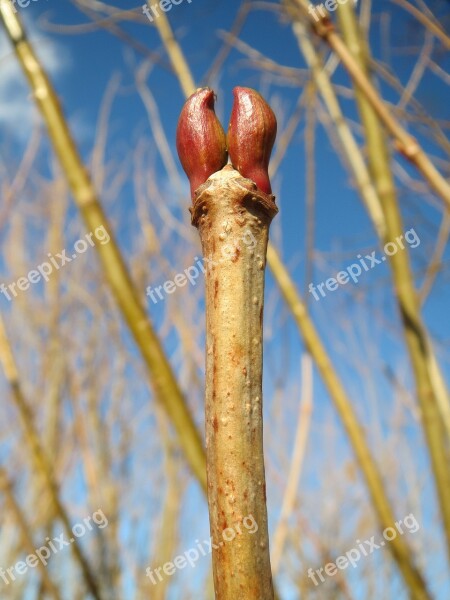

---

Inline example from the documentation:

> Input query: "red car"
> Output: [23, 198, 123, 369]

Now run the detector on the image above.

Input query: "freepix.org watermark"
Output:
[142, 0, 193, 23]
[8, 0, 40, 12]
[0, 509, 108, 586]
[307, 512, 420, 586]
[146, 228, 257, 304]
[308, 228, 420, 301]
[307, 0, 354, 22]
[0, 225, 110, 302]
[145, 514, 258, 585]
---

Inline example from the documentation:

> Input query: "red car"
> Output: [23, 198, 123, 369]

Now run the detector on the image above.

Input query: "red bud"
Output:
[176, 88, 228, 200]
[227, 87, 277, 194]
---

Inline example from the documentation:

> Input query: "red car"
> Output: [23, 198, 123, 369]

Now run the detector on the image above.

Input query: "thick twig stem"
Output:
[192, 166, 276, 599]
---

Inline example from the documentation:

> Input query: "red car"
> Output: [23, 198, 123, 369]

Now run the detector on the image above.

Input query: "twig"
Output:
[286, 0, 450, 210]
[291, 19, 386, 240]
[391, 0, 450, 51]
[271, 353, 313, 574]
[419, 212, 450, 304]
[149, 2, 196, 98]
[191, 166, 276, 598]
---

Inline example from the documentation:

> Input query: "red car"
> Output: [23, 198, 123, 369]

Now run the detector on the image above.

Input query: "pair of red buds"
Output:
[176, 87, 277, 199]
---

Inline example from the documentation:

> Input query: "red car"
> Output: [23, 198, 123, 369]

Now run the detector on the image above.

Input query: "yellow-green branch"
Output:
[0, 0, 206, 491]
[336, 0, 450, 562]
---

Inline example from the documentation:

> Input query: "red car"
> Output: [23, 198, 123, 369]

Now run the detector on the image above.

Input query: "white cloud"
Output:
[0, 14, 71, 140]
